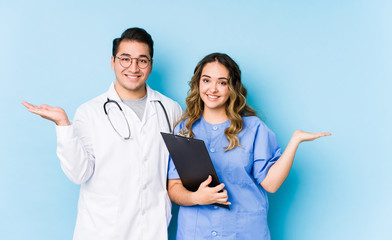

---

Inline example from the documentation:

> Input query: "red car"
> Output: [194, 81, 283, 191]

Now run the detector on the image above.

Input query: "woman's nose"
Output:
[209, 83, 218, 93]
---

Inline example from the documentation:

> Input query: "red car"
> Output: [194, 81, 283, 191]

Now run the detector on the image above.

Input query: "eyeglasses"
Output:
[115, 56, 151, 69]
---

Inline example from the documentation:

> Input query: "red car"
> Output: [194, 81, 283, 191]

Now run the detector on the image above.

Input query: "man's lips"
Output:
[124, 74, 141, 79]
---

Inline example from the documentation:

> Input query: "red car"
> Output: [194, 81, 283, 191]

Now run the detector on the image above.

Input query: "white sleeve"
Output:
[56, 108, 95, 184]
[172, 102, 183, 124]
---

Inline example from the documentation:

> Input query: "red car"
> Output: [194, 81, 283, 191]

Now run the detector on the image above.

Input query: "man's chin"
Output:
[115, 81, 147, 97]
[125, 83, 146, 92]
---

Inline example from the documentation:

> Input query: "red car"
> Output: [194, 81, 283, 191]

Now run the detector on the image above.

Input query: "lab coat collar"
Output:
[106, 81, 162, 102]
[145, 84, 162, 102]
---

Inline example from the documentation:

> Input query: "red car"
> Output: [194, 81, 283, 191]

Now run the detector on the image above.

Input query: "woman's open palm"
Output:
[294, 130, 331, 142]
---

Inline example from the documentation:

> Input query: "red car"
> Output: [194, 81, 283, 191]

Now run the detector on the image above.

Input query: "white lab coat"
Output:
[56, 83, 182, 240]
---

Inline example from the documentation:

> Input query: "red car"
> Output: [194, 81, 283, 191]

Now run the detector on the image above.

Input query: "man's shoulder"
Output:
[76, 92, 107, 114]
[150, 89, 181, 110]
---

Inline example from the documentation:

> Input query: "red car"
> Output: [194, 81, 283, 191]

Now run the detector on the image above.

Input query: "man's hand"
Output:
[22, 101, 70, 126]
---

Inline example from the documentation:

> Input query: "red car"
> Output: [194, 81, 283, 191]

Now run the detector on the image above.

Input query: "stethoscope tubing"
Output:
[103, 98, 172, 140]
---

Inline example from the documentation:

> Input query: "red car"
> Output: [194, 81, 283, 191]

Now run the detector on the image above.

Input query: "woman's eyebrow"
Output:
[201, 75, 228, 80]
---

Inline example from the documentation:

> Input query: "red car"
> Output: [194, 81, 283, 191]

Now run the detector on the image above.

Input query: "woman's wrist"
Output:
[290, 131, 303, 145]
[190, 192, 199, 205]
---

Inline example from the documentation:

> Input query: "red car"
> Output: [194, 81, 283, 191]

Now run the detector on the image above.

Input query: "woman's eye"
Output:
[202, 79, 209, 83]
[219, 81, 227, 85]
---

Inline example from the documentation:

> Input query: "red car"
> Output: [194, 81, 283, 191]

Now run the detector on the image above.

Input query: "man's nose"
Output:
[129, 59, 139, 72]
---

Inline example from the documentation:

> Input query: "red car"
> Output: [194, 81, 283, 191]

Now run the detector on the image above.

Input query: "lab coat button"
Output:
[212, 126, 218, 130]
[211, 231, 217, 236]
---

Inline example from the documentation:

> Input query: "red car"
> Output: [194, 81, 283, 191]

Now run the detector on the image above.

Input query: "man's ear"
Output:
[111, 56, 115, 70]
[150, 59, 153, 73]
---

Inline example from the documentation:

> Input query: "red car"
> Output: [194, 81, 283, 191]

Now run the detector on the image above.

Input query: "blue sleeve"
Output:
[167, 155, 180, 179]
[252, 122, 282, 184]
[167, 121, 183, 179]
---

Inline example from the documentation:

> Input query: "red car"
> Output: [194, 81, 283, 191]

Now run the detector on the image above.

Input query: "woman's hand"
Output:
[260, 130, 331, 193]
[192, 175, 231, 206]
[22, 101, 70, 126]
[293, 130, 331, 143]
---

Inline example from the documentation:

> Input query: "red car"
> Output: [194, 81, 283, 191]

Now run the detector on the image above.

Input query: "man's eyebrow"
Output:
[119, 53, 150, 58]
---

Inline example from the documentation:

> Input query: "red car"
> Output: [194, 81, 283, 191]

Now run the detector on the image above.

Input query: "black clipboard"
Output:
[161, 132, 230, 210]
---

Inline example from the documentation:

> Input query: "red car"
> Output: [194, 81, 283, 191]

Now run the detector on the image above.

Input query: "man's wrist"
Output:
[56, 119, 71, 126]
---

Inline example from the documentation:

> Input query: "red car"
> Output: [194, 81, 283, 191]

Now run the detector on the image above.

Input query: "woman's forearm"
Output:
[168, 177, 230, 206]
[168, 179, 198, 206]
[260, 133, 301, 193]
[260, 130, 331, 193]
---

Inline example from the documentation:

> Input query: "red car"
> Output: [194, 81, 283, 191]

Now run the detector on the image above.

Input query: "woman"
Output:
[167, 53, 331, 239]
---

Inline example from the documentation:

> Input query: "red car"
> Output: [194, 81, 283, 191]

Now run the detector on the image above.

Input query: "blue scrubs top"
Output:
[168, 116, 282, 240]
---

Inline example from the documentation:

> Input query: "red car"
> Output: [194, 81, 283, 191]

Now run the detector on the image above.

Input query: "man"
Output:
[22, 27, 182, 240]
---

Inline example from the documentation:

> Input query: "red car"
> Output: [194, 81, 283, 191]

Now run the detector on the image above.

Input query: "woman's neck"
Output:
[202, 108, 229, 124]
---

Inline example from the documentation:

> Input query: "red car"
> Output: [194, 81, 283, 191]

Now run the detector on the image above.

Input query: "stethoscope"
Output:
[103, 98, 172, 140]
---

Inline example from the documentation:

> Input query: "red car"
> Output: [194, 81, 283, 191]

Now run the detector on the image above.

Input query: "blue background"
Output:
[1, 1, 391, 239]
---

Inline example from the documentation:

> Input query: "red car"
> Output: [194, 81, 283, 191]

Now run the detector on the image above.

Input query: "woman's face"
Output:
[199, 61, 230, 113]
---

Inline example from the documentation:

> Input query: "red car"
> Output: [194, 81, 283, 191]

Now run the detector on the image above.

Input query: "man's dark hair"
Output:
[112, 27, 154, 59]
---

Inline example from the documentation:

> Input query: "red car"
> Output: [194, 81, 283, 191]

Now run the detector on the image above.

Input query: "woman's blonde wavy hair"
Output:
[176, 53, 256, 151]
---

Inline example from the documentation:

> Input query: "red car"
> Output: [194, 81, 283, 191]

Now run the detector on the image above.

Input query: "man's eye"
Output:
[121, 58, 131, 62]
[139, 59, 148, 63]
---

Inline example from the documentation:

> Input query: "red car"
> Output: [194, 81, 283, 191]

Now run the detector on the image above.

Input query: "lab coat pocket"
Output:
[78, 191, 119, 235]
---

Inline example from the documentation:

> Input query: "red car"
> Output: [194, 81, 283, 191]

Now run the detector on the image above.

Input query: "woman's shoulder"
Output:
[242, 115, 273, 133]
[242, 115, 264, 126]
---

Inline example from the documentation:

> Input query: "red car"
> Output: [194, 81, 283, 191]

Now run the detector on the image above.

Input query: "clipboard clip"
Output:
[177, 126, 191, 138]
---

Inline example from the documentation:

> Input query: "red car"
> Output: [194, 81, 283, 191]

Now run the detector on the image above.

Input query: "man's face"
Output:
[111, 40, 153, 99]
